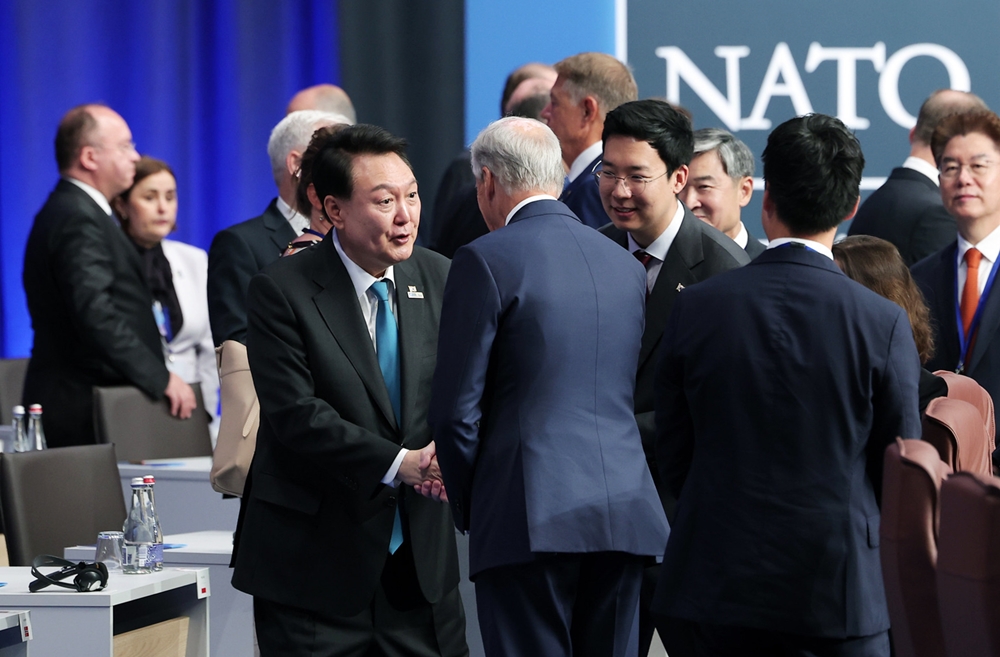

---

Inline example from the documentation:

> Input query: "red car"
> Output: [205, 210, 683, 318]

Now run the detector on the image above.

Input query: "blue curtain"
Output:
[0, 0, 340, 357]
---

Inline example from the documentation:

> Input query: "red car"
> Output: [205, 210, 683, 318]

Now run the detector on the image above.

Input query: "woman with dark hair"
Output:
[283, 124, 346, 256]
[113, 156, 219, 441]
[833, 234, 947, 411]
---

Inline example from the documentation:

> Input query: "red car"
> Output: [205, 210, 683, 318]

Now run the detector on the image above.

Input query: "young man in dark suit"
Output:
[232, 124, 466, 657]
[540, 52, 638, 229]
[912, 108, 1000, 463]
[653, 114, 921, 657]
[596, 99, 749, 656]
[22, 104, 196, 447]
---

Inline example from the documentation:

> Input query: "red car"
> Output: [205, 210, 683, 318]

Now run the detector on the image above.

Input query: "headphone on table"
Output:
[30, 555, 108, 592]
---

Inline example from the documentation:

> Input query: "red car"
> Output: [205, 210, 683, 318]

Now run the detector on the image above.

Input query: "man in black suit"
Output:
[680, 127, 765, 258]
[207, 109, 348, 345]
[596, 99, 749, 656]
[541, 52, 638, 229]
[22, 104, 196, 447]
[912, 109, 1000, 464]
[654, 114, 921, 657]
[231, 124, 467, 657]
[849, 89, 986, 265]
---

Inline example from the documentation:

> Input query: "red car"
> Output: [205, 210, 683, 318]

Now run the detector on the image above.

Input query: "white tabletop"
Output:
[0, 567, 208, 607]
[67, 531, 233, 566]
[118, 457, 213, 482]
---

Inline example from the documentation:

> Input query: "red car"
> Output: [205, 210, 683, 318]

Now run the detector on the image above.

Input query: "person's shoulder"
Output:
[685, 212, 751, 267]
[163, 238, 207, 261]
[406, 246, 451, 281]
[910, 241, 956, 279]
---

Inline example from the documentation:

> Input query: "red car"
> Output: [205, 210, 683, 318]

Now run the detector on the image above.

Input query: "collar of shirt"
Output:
[566, 141, 603, 184]
[332, 229, 397, 344]
[766, 237, 834, 260]
[64, 176, 113, 216]
[956, 222, 1000, 296]
[902, 156, 941, 186]
[277, 196, 310, 236]
[505, 194, 559, 226]
[628, 202, 685, 261]
[733, 221, 749, 249]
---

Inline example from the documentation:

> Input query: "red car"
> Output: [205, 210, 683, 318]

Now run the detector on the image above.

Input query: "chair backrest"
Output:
[936, 471, 1000, 657]
[0, 358, 29, 425]
[922, 396, 994, 476]
[881, 438, 952, 657]
[935, 370, 996, 452]
[0, 443, 126, 566]
[92, 383, 212, 463]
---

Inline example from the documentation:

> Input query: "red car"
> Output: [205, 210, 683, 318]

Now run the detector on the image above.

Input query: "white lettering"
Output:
[878, 43, 971, 128]
[655, 45, 750, 131]
[804, 42, 886, 129]
[742, 43, 813, 130]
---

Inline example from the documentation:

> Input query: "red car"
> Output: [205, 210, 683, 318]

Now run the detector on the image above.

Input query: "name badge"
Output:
[407, 285, 424, 299]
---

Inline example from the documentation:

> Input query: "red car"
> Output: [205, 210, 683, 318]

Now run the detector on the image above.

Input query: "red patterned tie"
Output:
[962, 247, 983, 337]
[634, 250, 653, 299]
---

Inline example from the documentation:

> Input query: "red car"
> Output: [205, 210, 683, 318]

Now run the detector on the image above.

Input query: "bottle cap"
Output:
[12, 405, 24, 416]
[143, 475, 155, 484]
[28, 404, 42, 414]
[130, 477, 145, 487]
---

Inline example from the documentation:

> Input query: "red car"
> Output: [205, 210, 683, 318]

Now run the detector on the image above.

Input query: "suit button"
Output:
[385, 497, 397, 508]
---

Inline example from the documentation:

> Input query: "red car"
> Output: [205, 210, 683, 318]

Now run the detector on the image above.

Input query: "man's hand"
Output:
[397, 442, 449, 502]
[164, 373, 197, 419]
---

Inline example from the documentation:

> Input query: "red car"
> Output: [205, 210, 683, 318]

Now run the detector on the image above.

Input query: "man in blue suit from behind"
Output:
[540, 52, 638, 229]
[653, 114, 921, 656]
[429, 116, 669, 657]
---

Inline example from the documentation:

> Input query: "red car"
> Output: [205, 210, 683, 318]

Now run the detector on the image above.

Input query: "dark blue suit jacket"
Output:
[653, 245, 921, 638]
[559, 154, 609, 229]
[429, 198, 669, 578]
[913, 242, 1000, 442]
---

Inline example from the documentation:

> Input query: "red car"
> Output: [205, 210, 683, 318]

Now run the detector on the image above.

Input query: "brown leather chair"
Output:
[922, 396, 994, 476]
[881, 438, 951, 657]
[92, 383, 212, 463]
[0, 358, 29, 425]
[0, 443, 126, 566]
[936, 471, 1000, 657]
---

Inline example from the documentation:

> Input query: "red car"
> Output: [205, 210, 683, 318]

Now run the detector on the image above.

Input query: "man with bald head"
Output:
[22, 104, 197, 447]
[849, 88, 987, 264]
[286, 83, 357, 123]
[541, 52, 638, 228]
[430, 116, 667, 657]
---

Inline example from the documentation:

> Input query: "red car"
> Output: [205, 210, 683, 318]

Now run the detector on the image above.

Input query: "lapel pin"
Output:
[676, 283, 685, 292]
[407, 285, 424, 299]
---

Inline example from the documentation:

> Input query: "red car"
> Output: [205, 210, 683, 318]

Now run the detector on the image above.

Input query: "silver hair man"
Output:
[692, 128, 755, 179]
[681, 127, 757, 248]
[267, 110, 353, 185]
[470, 116, 565, 199]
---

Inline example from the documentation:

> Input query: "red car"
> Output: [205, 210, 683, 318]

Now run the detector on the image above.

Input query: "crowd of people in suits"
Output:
[18, 48, 1000, 657]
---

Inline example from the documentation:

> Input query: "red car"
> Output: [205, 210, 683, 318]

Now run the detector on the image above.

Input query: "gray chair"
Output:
[92, 383, 212, 463]
[0, 443, 126, 566]
[0, 358, 29, 425]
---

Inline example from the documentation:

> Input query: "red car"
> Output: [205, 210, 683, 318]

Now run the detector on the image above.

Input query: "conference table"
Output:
[0, 567, 208, 657]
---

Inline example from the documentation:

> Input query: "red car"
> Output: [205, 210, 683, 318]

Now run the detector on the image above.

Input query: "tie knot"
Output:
[370, 280, 391, 302]
[634, 250, 654, 268]
[966, 247, 983, 269]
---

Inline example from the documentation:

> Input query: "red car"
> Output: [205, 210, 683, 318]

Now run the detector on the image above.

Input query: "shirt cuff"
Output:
[381, 448, 409, 487]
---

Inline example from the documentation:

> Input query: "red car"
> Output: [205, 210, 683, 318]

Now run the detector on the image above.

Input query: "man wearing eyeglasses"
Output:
[596, 98, 749, 656]
[913, 108, 1000, 463]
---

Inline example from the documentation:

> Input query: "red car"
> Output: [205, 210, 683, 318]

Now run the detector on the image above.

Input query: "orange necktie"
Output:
[961, 247, 983, 336]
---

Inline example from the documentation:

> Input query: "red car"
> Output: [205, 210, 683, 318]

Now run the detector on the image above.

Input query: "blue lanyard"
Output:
[954, 250, 999, 373]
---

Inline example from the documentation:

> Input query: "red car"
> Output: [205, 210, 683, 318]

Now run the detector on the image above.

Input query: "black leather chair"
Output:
[0, 443, 126, 566]
[0, 358, 29, 425]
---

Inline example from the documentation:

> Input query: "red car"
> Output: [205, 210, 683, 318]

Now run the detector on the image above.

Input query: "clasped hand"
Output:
[397, 441, 449, 503]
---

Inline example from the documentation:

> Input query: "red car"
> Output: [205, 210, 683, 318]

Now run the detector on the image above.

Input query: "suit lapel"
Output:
[262, 200, 296, 255]
[639, 210, 704, 368]
[393, 258, 428, 438]
[559, 155, 601, 204]
[968, 251, 1000, 373]
[63, 180, 148, 281]
[311, 240, 398, 432]
[928, 245, 961, 369]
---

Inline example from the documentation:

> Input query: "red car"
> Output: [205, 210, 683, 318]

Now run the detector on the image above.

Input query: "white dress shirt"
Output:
[277, 196, 309, 237]
[566, 142, 603, 184]
[628, 202, 686, 293]
[733, 222, 749, 249]
[902, 156, 941, 186]
[505, 194, 559, 226]
[767, 237, 835, 260]
[65, 177, 112, 215]
[956, 222, 1000, 297]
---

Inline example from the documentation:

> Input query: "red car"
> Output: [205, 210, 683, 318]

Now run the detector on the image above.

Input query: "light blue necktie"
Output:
[371, 280, 403, 554]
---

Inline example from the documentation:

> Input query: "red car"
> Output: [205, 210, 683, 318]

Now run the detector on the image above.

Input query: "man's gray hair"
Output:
[470, 117, 565, 196]
[693, 127, 755, 179]
[267, 110, 352, 184]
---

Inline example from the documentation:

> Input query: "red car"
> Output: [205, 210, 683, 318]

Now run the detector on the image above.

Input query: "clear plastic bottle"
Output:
[142, 475, 164, 571]
[122, 478, 154, 574]
[26, 404, 46, 450]
[11, 406, 28, 453]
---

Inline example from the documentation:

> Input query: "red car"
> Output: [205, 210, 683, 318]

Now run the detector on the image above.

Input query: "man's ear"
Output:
[581, 95, 600, 128]
[324, 195, 344, 230]
[79, 145, 99, 173]
[738, 176, 754, 207]
[669, 164, 689, 195]
[286, 150, 302, 178]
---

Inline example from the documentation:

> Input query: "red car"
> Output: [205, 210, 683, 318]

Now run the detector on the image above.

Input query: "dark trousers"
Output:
[475, 551, 644, 657]
[657, 617, 890, 657]
[254, 540, 467, 657]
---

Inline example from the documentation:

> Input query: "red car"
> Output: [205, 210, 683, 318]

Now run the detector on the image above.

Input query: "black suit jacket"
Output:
[207, 199, 296, 345]
[848, 167, 955, 265]
[744, 232, 766, 258]
[22, 179, 168, 447]
[231, 236, 460, 619]
[429, 151, 488, 259]
[560, 154, 609, 229]
[599, 208, 750, 516]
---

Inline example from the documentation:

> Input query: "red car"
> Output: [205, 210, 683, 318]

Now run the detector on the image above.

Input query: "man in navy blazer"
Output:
[596, 99, 749, 656]
[540, 52, 638, 229]
[912, 109, 1000, 466]
[429, 116, 668, 657]
[653, 114, 921, 656]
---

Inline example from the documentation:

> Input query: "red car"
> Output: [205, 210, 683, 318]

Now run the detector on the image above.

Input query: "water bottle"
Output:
[11, 406, 28, 453]
[26, 404, 47, 450]
[122, 478, 154, 574]
[142, 475, 164, 571]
